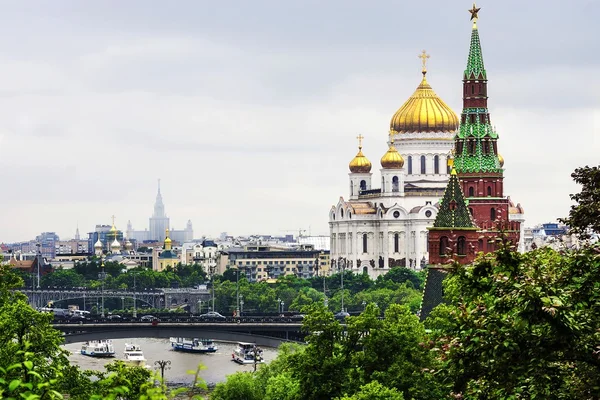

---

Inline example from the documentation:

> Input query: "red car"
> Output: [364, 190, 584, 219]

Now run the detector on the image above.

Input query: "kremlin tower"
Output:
[421, 4, 525, 320]
[427, 4, 523, 266]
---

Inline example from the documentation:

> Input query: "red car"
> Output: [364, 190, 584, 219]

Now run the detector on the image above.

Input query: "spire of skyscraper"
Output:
[153, 178, 166, 218]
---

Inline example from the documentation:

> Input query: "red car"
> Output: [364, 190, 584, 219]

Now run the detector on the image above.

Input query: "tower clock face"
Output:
[425, 210, 432, 218]
[393, 211, 400, 218]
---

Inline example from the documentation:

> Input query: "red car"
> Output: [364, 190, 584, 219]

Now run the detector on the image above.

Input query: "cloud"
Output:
[0, 1, 598, 242]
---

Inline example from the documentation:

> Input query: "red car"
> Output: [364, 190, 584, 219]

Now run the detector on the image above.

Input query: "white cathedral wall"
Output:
[329, 205, 435, 279]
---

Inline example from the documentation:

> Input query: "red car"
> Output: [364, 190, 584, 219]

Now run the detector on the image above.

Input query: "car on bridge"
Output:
[140, 315, 159, 322]
[195, 312, 226, 321]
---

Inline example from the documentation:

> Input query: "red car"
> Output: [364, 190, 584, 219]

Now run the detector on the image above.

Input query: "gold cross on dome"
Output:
[356, 134, 364, 148]
[418, 50, 430, 73]
[111, 215, 115, 226]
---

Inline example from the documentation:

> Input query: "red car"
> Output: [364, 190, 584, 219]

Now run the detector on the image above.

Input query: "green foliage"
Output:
[211, 372, 261, 400]
[560, 165, 600, 239]
[337, 381, 404, 400]
[41, 269, 85, 288]
[427, 245, 600, 399]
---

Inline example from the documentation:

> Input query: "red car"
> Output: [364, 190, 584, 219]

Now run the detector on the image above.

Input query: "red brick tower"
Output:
[427, 4, 520, 265]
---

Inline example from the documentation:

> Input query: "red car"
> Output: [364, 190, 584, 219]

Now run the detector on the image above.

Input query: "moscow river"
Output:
[64, 338, 280, 386]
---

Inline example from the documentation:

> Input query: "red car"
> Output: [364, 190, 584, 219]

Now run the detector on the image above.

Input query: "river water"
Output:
[63, 338, 279, 386]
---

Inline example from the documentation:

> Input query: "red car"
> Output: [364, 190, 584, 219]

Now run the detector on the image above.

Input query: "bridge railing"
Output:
[53, 315, 305, 325]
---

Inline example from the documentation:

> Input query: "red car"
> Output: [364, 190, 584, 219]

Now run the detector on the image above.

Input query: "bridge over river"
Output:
[18, 288, 210, 313]
[54, 320, 306, 347]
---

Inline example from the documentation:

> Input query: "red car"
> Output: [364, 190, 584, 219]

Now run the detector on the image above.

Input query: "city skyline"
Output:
[0, 1, 598, 242]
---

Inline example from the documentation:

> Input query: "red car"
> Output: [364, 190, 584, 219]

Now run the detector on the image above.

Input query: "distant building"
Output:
[36, 232, 60, 259]
[128, 180, 193, 243]
[153, 229, 179, 272]
[298, 235, 330, 251]
[223, 245, 330, 282]
[87, 225, 124, 254]
[149, 180, 170, 242]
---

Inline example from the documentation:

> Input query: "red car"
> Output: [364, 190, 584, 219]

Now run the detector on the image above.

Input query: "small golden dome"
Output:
[380, 142, 404, 169]
[498, 153, 504, 167]
[349, 147, 372, 173]
[164, 229, 172, 244]
[390, 73, 459, 134]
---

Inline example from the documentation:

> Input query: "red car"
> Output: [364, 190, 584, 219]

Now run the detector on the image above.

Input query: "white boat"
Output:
[231, 342, 264, 365]
[123, 343, 146, 366]
[80, 340, 115, 358]
[170, 337, 218, 353]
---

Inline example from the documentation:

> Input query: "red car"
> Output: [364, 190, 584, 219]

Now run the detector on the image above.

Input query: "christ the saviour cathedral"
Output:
[329, 53, 458, 277]
[329, 6, 525, 279]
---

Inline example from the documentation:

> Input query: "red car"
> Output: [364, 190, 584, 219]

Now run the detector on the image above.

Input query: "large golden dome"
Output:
[380, 141, 404, 169]
[349, 147, 372, 173]
[390, 72, 459, 134]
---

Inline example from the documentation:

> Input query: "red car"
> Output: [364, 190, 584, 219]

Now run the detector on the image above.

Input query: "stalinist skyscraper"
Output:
[149, 180, 170, 242]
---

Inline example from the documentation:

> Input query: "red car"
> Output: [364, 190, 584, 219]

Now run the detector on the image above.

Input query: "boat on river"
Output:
[80, 340, 115, 358]
[232, 342, 264, 365]
[123, 343, 146, 366]
[170, 337, 218, 353]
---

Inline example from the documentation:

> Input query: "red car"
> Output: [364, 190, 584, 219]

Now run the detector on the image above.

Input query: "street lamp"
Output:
[197, 299, 203, 315]
[99, 258, 106, 318]
[121, 296, 125, 310]
[132, 271, 138, 318]
[240, 299, 244, 315]
[339, 257, 346, 313]
[362, 300, 366, 311]
[277, 298, 281, 314]
[236, 267, 240, 317]
[154, 360, 171, 382]
[281, 301, 285, 313]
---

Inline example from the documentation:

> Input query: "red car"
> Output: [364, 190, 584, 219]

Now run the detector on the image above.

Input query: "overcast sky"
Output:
[0, 0, 598, 242]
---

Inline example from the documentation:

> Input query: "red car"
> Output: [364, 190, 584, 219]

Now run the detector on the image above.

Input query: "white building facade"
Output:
[329, 65, 459, 278]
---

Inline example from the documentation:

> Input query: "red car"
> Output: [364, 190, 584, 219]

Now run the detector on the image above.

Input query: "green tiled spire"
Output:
[432, 169, 476, 229]
[464, 25, 486, 80]
[454, 14, 502, 175]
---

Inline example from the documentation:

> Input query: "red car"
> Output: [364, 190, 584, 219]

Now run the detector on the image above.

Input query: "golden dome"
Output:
[498, 153, 504, 167]
[380, 141, 404, 169]
[349, 147, 372, 173]
[390, 73, 459, 134]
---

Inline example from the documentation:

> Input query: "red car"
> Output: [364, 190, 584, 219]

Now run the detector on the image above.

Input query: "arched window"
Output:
[469, 207, 474, 216]
[392, 176, 399, 192]
[340, 209, 344, 218]
[478, 239, 484, 251]
[490, 207, 496, 221]
[362, 234, 368, 253]
[394, 233, 399, 253]
[439, 236, 449, 256]
[468, 187, 474, 197]
[407, 156, 413, 174]
[487, 186, 492, 196]
[350, 182, 354, 196]
[434, 155, 440, 174]
[457, 236, 466, 256]
[360, 180, 367, 191]
[420, 155, 426, 174]
[362, 266, 368, 275]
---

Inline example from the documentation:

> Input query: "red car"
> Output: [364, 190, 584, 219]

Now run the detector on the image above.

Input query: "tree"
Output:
[377, 267, 424, 289]
[426, 245, 600, 399]
[337, 381, 404, 400]
[211, 372, 261, 400]
[41, 268, 85, 288]
[560, 165, 600, 239]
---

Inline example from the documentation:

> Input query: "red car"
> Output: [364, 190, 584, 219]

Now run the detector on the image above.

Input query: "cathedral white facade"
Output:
[329, 59, 459, 278]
